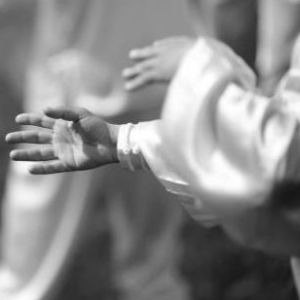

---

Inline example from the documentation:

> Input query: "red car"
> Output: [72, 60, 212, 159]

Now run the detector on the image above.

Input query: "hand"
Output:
[6, 107, 120, 174]
[122, 37, 194, 91]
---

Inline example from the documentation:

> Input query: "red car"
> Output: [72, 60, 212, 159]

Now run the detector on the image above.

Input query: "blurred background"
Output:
[0, 1, 298, 300]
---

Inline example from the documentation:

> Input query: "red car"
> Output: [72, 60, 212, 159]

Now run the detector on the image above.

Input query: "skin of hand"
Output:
[6, 107, 120, 174]
[122, 36, 195, 91]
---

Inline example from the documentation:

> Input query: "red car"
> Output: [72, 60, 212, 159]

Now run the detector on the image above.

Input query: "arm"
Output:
[6, 107, 217, 225]
[155, 38, 300, 255]
[7, 37, 300, 255]
[119, 34, 300, 254]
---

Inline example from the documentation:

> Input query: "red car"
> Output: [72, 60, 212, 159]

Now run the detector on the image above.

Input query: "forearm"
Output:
[157, 36, 300, 253]
[118, 36, 300, 254]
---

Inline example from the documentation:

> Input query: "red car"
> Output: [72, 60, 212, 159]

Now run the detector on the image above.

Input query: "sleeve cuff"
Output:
[117, 123, 148, 171]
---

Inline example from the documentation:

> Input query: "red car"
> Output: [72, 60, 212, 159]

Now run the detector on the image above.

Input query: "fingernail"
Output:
[124, 83, 132, 91]
[9, 150, 16, 158]
[122, 69, 130, 77]
[15, 115, 22, 122]
[129, 50, 139, 58]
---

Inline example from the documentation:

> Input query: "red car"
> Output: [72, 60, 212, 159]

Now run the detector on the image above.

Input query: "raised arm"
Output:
[119, 37, 300, 255]
[160, 38, 300, 254]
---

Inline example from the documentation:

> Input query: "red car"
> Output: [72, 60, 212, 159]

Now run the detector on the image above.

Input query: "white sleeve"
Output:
[118, 37, 300, 228]
[159, 37, 300, 218]
[117, 120, 218, 226]
[155, 37, 300, 254]
[117, 120, 189, 194]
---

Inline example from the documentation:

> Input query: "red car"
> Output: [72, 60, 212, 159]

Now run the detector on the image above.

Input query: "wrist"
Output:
[116, 123, 148, 171]
[107, 123, 120, 163]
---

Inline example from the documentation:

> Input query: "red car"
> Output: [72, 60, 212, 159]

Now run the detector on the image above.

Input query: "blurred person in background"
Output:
[0, 1, 193, 300]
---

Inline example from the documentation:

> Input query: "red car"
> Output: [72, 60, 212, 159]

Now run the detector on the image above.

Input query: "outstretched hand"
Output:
[123, 37, 194, 91]
[6, 107, 120, 174]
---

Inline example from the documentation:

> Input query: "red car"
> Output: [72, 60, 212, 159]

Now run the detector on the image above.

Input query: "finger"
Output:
[122, 67, 140, 79]
[15, 113, 55, 129]
[122, 60, 156, 79]
[6, 131, 52, 144]
[129, 46, 156, 61]
[10, 147, 56, 161]
[153, 39, 169, 46]
[153, 37, 186, 46]
[125, 72, 156, 91]
[44, 107, 90, 122]
[29, 160, 71, 175]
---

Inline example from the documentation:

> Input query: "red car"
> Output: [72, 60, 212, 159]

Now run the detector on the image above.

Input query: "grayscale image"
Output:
[0, 1, 299, 300]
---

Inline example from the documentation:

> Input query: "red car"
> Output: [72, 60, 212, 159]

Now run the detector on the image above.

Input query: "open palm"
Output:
[6, 107, 119, 174]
